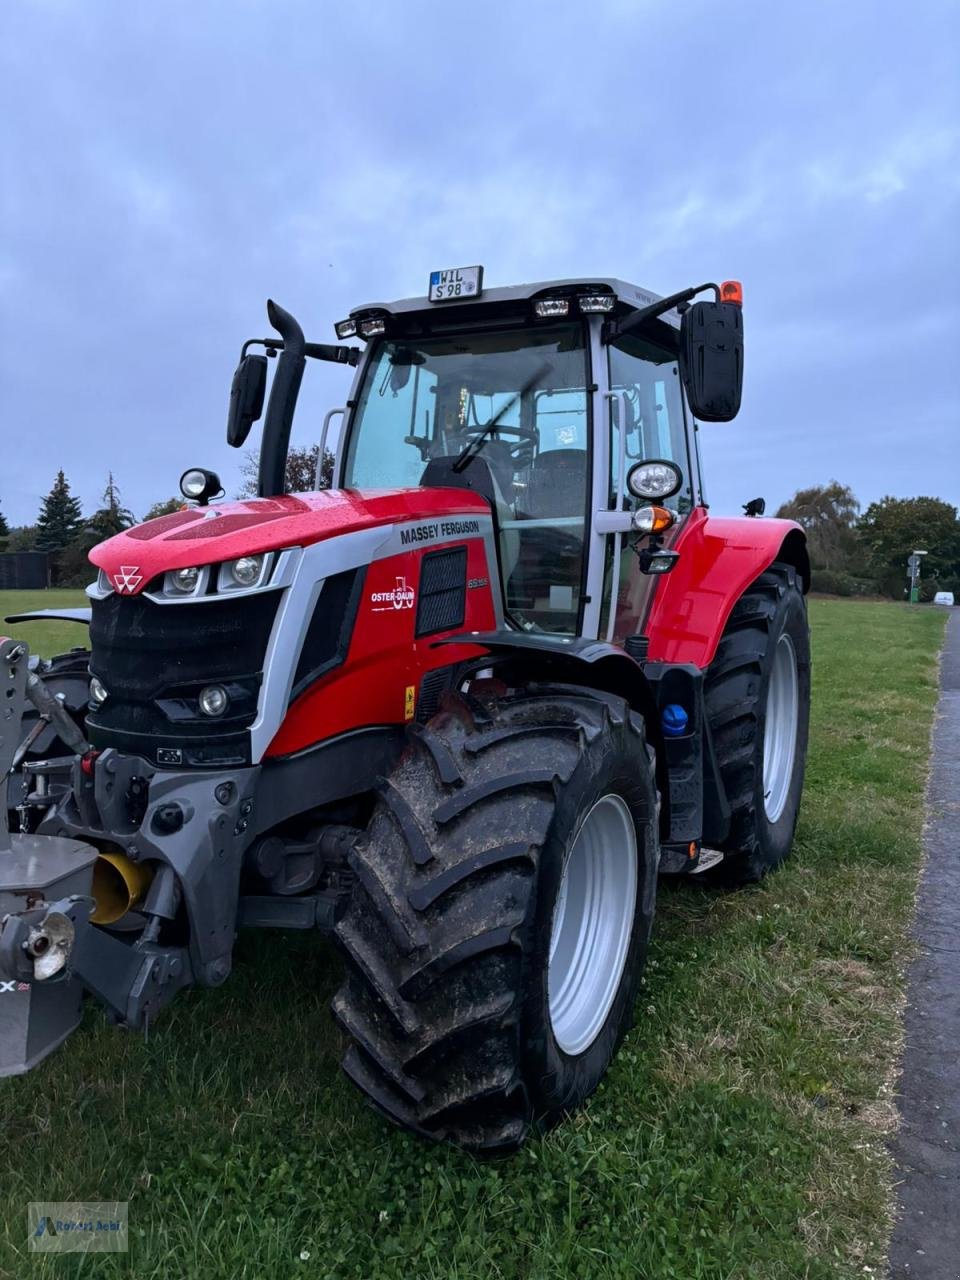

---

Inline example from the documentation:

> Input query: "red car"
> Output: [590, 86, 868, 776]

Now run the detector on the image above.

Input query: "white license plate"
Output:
[429, 265, 483, 303]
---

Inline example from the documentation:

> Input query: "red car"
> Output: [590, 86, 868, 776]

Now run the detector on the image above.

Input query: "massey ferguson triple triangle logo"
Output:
[370, 576, 415, 613]
[113, 566, 143, 594]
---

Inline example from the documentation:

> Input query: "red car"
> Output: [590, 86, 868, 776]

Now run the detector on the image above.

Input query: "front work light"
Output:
[335, 318, 358, 339]
[626, 459, 683, 501]
[359, 318, 386, 338]
[639, 549, 680, 575]
[179, 468, 223, 505]
[89, 675, 108, 706]
[578, 295, 615, 313]
[534, 298, 570, 318]
[631, 505, 675, 535]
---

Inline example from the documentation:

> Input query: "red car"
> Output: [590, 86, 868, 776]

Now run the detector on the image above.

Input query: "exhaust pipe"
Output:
[258, 299, 306, 498]
[89, 850, 154, 925]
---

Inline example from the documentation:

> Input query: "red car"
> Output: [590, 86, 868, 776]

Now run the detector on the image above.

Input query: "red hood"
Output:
[89, 488, 490, 595]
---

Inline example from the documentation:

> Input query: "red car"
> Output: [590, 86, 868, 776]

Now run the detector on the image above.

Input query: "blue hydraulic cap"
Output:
[661, 704, 689, 737]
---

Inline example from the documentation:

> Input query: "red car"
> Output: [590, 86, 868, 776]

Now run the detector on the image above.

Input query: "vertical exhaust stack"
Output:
[258, 300, 306, 498]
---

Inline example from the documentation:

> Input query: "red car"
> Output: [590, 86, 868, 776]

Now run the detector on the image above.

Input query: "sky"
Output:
[2, 0, 958, 528]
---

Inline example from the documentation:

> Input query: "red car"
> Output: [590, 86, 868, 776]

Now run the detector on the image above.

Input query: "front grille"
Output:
[87, 590, 280, 767]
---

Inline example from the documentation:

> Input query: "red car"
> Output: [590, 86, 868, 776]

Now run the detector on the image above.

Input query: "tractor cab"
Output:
[332, 272, 743, 641]
[225, 270, 744, 645]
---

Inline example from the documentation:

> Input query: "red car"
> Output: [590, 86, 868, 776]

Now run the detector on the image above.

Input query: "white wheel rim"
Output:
[762, 633, 799, 823]
[547, 793, 638, 1057]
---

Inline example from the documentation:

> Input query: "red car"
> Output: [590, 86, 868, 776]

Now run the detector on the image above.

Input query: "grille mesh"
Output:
[415, 546, 467, 637]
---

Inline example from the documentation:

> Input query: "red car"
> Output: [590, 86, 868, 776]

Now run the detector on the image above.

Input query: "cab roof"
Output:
[350, 277, 682, 330]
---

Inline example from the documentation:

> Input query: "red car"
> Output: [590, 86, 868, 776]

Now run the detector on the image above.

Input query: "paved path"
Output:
[889, 610, 960, 1280]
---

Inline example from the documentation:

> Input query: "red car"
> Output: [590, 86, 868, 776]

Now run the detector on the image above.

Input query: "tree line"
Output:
[2, 467, 954, 599]
[0, 446, 334, 587]
[0, 472, 183, 586]
[775, 482, 960, 600]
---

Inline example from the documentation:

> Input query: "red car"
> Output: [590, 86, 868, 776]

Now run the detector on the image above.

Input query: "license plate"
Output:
[429, 265, 483, 303]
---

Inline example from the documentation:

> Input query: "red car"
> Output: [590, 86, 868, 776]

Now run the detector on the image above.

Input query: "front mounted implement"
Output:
[0, 638, 199, 1073]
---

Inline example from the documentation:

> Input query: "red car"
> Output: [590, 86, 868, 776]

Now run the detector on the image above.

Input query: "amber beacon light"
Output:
[719, 280, 743, 305]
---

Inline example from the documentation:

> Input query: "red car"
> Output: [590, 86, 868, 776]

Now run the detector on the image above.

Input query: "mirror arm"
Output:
[241, 336, 361, 366]
[603, 282, 719, 344]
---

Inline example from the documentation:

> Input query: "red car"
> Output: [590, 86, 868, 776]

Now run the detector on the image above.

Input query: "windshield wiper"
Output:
[452, 361, 553, 473]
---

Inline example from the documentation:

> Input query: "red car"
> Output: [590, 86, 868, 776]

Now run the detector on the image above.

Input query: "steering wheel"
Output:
[460, 420, 538, 467]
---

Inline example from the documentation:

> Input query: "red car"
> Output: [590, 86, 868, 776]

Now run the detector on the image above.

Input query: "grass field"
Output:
[0, 589, 91, 658]
[0, 593, 947, 1279]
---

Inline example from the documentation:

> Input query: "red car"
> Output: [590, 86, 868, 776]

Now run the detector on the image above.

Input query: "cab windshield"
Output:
[343, 324, 590, 634]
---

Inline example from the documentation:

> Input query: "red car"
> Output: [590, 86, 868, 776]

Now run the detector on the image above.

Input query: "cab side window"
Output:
[608, 335, 693, 513]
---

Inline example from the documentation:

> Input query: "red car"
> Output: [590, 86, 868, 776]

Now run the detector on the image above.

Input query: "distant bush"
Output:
[810, 570, 885, 597]
[811, 569, 854, 596]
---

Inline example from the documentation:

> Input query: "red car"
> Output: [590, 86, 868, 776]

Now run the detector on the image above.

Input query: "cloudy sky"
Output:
[3, 0, 958, 527]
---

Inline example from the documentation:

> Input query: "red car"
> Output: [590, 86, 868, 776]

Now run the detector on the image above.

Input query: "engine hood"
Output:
[89, 487, 490, 595]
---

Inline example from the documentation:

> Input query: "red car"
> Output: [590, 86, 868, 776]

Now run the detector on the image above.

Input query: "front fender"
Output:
[645, 508, 808, 668]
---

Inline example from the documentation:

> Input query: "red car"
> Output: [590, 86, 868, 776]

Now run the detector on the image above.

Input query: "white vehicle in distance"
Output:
[933, 591, 955, 606]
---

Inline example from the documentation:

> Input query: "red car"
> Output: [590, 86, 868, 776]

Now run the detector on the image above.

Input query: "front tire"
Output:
[704, 563, 811, 883]
[332, 686, 659, 1153]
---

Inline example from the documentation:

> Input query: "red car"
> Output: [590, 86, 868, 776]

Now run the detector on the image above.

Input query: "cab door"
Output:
[591, 326, 698, 644]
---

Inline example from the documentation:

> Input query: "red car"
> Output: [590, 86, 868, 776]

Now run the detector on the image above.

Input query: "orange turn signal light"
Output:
[650, 506, 674, 533]
[631, 505, 675, 535]
[720, 280, 743, 305]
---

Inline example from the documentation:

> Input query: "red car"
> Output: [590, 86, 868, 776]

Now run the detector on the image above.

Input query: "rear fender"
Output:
[645, 509, 809, 668]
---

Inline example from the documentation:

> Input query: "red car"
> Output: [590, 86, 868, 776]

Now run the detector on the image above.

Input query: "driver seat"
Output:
[420, 455, 521, 584]
[516, 448, 587, 519]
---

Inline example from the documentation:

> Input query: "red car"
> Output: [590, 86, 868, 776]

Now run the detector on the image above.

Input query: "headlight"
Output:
[199, 685, 228, 717]
[89, 675, 108, 705]
[229, 555, 263, 587]
[626, 459, 683, 501]
[218, 554, 268, 592]
[171, 566, 200, 592]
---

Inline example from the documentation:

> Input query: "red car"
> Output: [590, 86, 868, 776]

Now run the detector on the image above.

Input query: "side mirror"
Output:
[679, 299, 743, 422]
[226, 354, 268, 448]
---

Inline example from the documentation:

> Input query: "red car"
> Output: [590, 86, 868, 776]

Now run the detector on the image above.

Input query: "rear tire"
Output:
[332, 686, 659, 1154]
[703, 563, 810, 883]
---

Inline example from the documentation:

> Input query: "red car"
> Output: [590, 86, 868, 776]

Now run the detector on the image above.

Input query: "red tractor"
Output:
[0, 270, 809, 1153]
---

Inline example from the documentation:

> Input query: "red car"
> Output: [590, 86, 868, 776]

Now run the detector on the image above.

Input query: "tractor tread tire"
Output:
[333, 686, 657, 1154]
[704, 563, 810, 884]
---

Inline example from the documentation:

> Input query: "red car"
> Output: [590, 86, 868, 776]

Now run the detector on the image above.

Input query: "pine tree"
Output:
[0, 499, 9, 538]
[35, 471, 84, 551]
[87, 472, 135, 541]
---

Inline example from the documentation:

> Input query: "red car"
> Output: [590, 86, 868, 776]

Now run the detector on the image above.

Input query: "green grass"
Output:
[0, 597, 946, 1279]
[0, 589, 90, 658]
